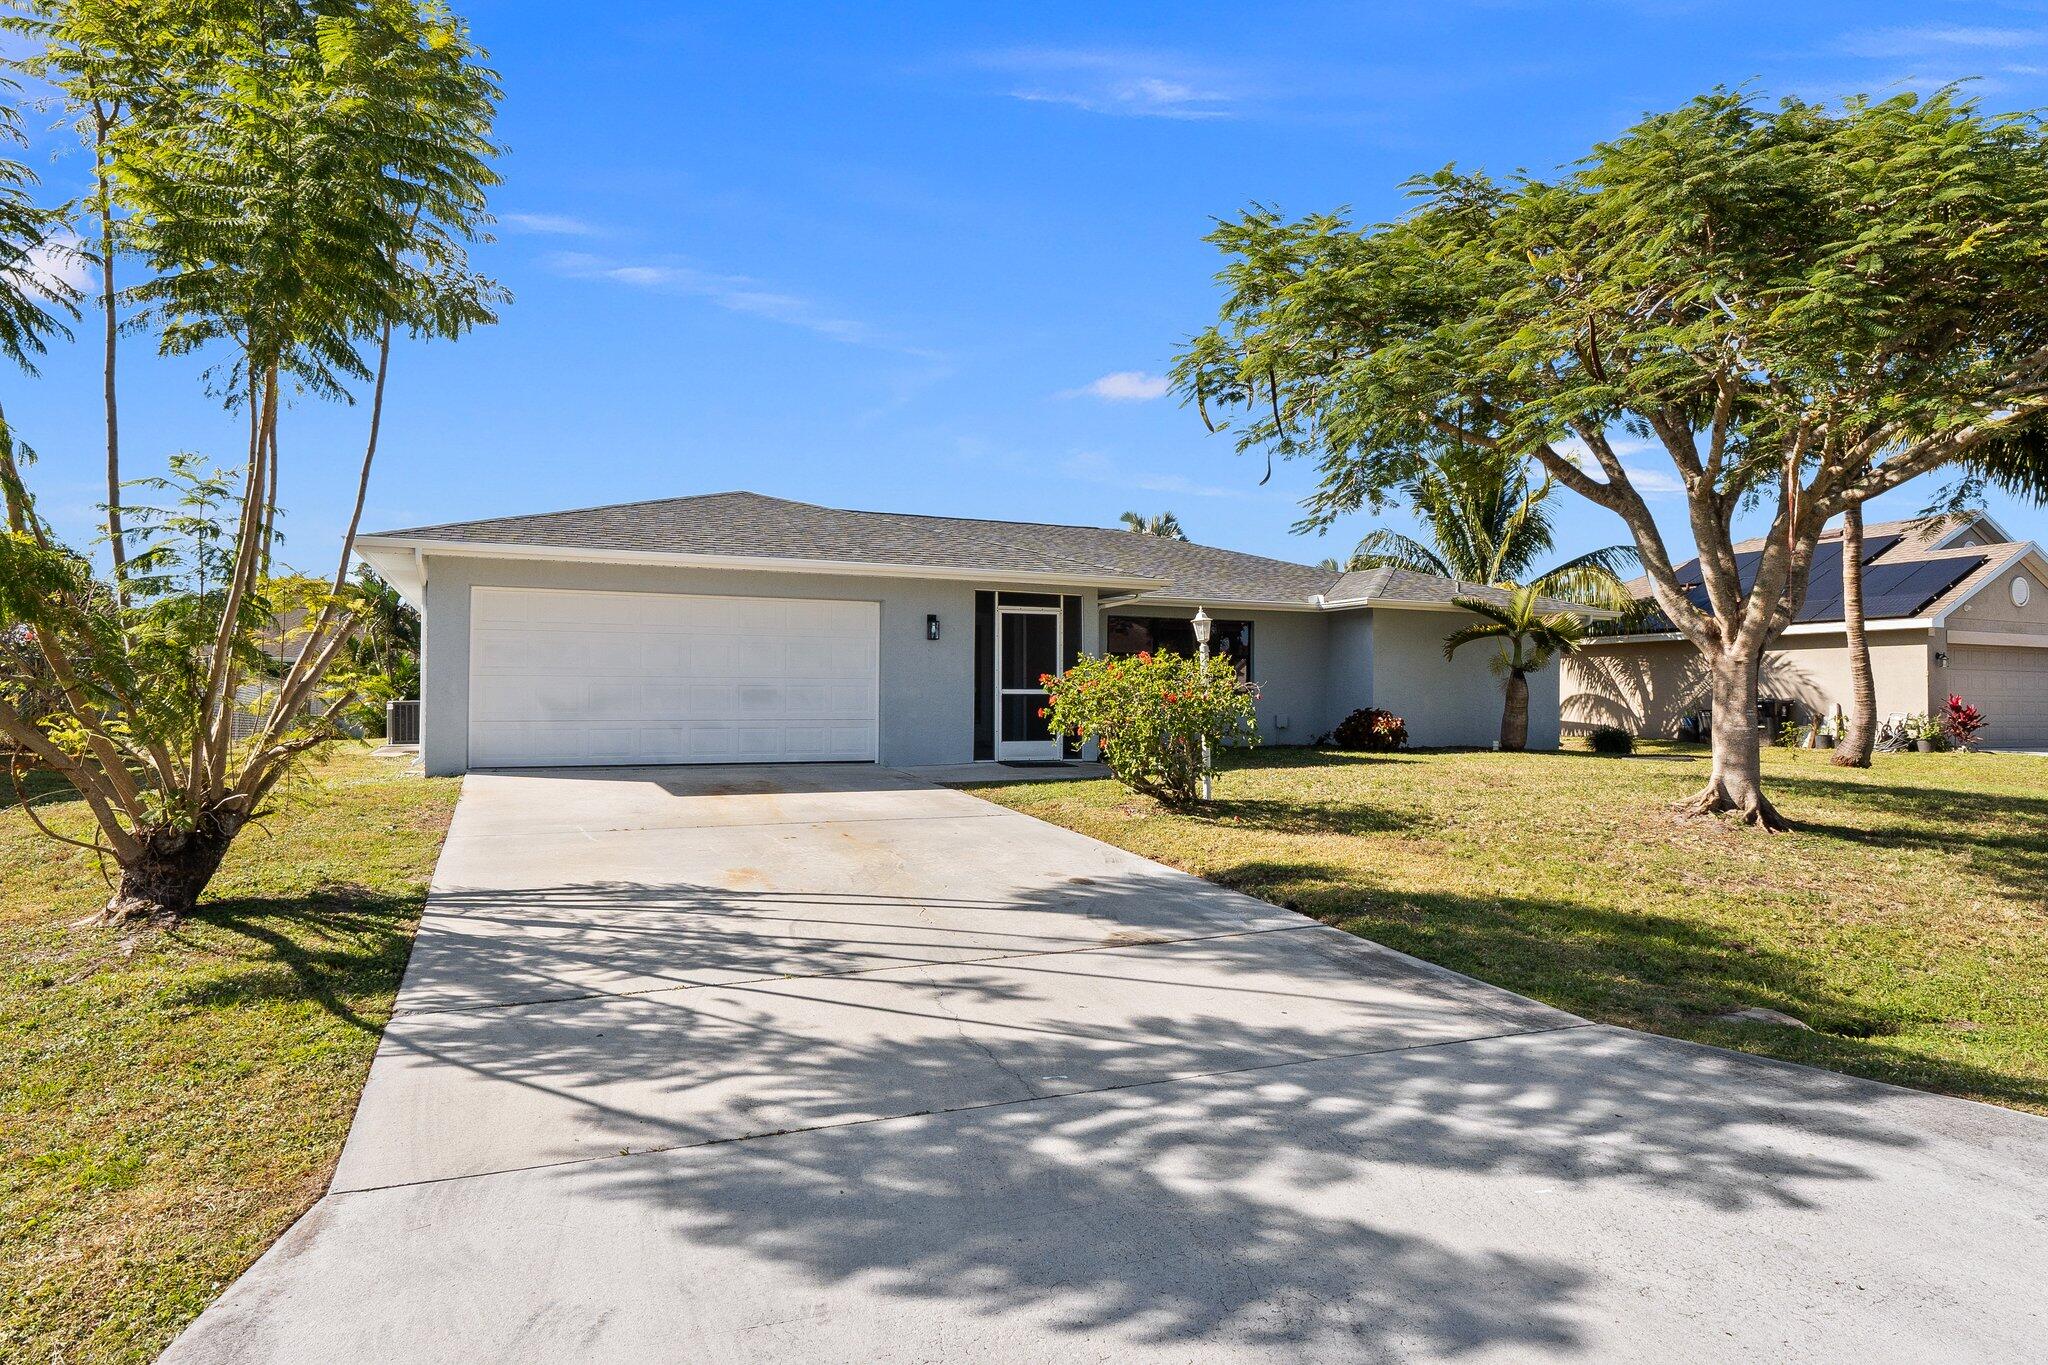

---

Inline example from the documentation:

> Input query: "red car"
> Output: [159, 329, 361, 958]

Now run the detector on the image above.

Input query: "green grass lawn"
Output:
[975, 742, 2048, 1115]
[0, 745, 458, 1363]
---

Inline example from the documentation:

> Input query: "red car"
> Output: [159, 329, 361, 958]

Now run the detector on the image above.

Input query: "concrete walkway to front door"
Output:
[164, 765, 2048, 1362]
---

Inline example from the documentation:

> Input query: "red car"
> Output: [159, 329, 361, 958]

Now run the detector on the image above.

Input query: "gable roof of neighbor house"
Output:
[1609, 511, 2046, 636]
[359, 490, 1610, 616]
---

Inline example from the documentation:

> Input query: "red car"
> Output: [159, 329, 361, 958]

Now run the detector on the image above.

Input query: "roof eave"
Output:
[352, 535, 1168, 592]
[1591, 617, 1937, 644]
[1321, 596, 1623, 620]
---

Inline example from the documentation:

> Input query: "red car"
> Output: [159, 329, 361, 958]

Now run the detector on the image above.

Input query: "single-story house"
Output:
[355, 491, 1598, 774]
[1563, 512, 2048, 748]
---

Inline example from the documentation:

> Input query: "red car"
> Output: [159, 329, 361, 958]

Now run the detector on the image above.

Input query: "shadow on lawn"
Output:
[342, 864, 1959, 1358]
[1768, 772, 2048, 899]
[167, 884, 423, 1032]
[1216, 856, 2047, 1111]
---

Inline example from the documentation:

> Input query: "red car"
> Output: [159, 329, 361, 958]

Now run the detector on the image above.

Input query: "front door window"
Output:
[997, 608, 1061, 760]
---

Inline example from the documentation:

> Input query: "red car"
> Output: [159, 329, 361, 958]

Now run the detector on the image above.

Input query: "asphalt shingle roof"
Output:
[365, 491, 1604, 613]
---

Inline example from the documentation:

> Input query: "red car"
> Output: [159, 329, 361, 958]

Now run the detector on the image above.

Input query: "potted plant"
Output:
[1908, 714, 1944, 753]
[1818, 705, 1842, 749]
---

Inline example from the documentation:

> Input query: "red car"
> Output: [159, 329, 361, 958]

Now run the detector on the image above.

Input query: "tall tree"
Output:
[0, 0, 503, 922]
[1344, 444, 1638, 608]
[1831, 504, 1878, 766]
[7, 2, 187, 600]
[1179, 89, 2048, 829]
[1119, 509, 1187, 539]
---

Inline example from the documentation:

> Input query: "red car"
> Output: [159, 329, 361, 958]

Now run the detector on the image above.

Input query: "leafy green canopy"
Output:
[0, 0, 503, 908]
[1178, 88, 2048, 651]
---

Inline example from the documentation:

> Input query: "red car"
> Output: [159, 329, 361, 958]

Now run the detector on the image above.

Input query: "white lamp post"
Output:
[1191, 607, 1213, 802]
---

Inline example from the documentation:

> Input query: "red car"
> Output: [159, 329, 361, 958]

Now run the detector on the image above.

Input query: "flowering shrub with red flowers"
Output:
[1940, 693, 1987, 749]
[1041, 649, 1258, 806]
[1330, 707, 1408, 752]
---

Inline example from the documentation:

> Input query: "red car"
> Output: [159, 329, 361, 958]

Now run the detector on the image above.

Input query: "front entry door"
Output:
[996, 607, 1062, 761]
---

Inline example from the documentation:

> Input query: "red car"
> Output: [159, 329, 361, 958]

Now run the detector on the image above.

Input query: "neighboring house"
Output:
[1564, 512, 2048, 748]
[354, 491, 1605, 775]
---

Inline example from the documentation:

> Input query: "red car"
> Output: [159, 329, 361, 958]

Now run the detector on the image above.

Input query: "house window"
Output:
[1106, 615, 1253, 679]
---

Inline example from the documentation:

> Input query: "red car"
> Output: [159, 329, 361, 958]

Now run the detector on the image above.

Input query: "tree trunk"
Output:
[1501, 668, 1530, 751]
[100, 824, 237, 927]
[1675, 652, 1790, 830]
[1833, 504, 1876, 768]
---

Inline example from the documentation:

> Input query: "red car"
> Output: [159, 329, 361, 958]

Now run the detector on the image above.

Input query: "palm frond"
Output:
[1441, 619, 1507, 660]
[1530, 546, 1639, 610]
[1347, 529, 1448, 575]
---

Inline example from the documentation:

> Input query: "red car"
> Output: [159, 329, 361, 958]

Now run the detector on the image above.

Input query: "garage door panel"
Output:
[1945, 644, 2048, 746]
[467, 588, 880, 767]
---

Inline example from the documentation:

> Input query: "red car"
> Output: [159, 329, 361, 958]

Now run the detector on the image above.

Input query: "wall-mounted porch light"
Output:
[926, 613, 941, 641]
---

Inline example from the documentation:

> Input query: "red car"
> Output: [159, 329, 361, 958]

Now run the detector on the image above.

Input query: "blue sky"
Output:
[13, 1, 2048, 578]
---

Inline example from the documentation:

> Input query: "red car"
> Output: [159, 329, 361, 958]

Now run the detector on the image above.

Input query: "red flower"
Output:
[1036, 707, 1049, 718]
[1137, 650, 1152, 662]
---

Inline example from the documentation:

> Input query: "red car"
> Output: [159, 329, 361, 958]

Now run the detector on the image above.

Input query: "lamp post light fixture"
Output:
[1191, 608, 1213, 802]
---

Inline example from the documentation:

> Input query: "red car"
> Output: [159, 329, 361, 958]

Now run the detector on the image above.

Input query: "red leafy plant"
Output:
[1330, 707, 1408, 752]
[1940, 694, 1987, 750]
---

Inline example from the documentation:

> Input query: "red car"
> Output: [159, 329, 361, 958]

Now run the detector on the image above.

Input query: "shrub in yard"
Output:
[1042, 650, 1258, 806]
[1941, 694, 1987, 750]
[1330, 707, 1408, 752]
[1587, 725, 1634, 755]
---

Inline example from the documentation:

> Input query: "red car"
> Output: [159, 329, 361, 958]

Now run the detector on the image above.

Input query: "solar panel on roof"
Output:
[1860, 556, 1984, 619]
[1861, 533, 1903, 563]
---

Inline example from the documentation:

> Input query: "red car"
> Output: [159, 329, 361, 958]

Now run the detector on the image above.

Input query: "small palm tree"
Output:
[1119, 510, 1186, 540]
[1444, 586, 1588, 752]
[1347, 448, 1637, 609]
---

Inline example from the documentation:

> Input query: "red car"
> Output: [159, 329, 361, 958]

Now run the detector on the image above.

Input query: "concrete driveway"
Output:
[165, 765, 2048, 1363]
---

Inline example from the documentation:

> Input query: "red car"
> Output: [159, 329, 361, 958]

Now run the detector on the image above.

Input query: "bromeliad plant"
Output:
[0, 0, 502, 925]
[1041, 650, 1258, 807]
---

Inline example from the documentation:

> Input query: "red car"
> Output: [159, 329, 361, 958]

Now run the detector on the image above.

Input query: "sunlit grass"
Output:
[0, 745, 458, 1362]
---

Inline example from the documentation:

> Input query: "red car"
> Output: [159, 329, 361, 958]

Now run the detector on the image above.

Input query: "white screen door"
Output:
[996, 606, 1062, 761]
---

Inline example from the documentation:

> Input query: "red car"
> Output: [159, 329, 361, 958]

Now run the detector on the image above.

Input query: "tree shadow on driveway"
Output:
[316, 867, 1983, 1359]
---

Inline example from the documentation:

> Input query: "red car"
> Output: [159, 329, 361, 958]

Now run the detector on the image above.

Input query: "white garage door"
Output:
[1943, 644, 2048, 748]
[468, 587, 880, 767]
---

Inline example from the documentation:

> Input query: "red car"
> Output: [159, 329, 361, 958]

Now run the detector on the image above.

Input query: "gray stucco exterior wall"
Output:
[1367, 607, 1555, 749]
[1324, 609, 1374, 732]
[419, 554, 1099, 775]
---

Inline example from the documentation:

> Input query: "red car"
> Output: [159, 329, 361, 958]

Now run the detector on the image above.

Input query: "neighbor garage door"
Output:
[1943, 643, 2048, 748]
[467, 587, 879, 767]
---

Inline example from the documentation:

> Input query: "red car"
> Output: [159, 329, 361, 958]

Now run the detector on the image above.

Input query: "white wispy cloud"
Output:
[546, 250, 876, 344]
[1058, 370, 1172, 402]
[1837, 25, 2042, 59]
[1061, 451, 1247, 499]
[6, 229, 94, 301]
[501, 212, 603, 237]
[969, 48, 1244, 120]
[1556, 436, 1686, 498]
